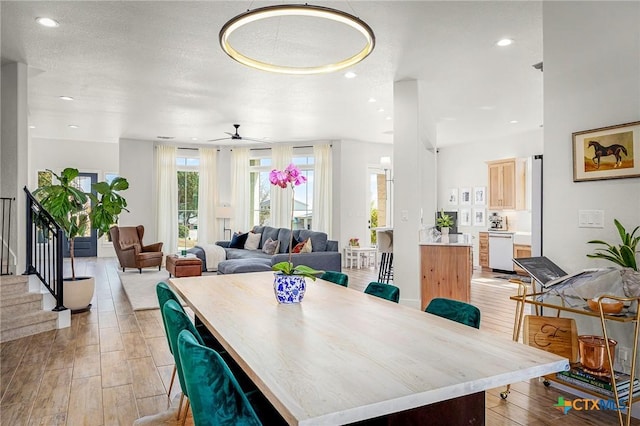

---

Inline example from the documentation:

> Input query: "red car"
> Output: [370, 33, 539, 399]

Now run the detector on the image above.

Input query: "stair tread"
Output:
[0, 291, 42, 306]
[0, 310, 58, 332]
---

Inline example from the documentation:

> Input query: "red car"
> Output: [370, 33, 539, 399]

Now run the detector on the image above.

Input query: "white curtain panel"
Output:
[313, 144, 332, 235]
[231, 148, 250, 232]
[155, 145, 178, 254]
[197, 147, 218, 244]
[271, 145, 293, 229]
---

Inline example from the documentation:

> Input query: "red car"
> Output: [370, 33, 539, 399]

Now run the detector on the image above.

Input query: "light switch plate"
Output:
[578, 209, 604, 228]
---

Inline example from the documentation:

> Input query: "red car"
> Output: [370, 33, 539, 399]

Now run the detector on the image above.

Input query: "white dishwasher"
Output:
[488, 232, 514, 271]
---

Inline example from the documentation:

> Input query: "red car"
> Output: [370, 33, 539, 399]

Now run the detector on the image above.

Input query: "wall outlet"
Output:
[578, 209, 604, 228]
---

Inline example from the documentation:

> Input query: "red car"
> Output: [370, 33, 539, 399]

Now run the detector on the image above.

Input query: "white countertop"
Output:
[420, 234, 473, 246]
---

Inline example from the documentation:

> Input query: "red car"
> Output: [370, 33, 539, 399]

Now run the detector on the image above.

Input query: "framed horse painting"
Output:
[572, 120, 640, 182]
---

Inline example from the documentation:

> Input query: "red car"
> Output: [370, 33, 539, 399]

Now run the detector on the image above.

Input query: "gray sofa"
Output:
[215, 225, 341, 273]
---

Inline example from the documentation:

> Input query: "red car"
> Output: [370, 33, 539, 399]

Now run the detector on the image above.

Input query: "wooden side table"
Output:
[166, 255, 202, 278]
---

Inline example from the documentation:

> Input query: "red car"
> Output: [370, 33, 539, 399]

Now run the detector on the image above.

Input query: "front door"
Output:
[63, 172, 98, 257]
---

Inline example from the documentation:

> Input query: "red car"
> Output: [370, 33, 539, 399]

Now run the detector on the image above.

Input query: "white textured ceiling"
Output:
[1, 1, 543, 147]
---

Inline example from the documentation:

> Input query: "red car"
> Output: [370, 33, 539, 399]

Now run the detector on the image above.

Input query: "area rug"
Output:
[118, 269, 181, 311]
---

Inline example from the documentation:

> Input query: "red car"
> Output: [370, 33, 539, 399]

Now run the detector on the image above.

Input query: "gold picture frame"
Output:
[572, 120, 640, 182]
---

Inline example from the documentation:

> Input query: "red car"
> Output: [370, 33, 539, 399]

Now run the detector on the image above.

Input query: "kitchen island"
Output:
[420, 235, 473, 310]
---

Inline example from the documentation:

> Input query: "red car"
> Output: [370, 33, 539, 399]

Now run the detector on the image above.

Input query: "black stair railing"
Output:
[1, 197, 15, 276]
[24, 187, 66, 311]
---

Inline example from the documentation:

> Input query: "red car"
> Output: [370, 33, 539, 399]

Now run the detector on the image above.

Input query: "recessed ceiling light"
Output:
[496, 38, 513, 47]
[59, 96, 74, 101]
[378, 108, 384, 113]
[29, 125, 36, 129]
[344, 71, 357, 79]
[368, 98, 376, 103]
[509, 120, 519, 124]
[479, 105, 495, 111]
[191, 137, 199, 141]
[68, 124, 79, 129]
[36, 17, 59, 28]
[385, 116, 392, 120]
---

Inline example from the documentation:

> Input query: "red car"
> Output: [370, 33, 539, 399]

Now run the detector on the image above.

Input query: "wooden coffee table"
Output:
[166, 255, 202, 278]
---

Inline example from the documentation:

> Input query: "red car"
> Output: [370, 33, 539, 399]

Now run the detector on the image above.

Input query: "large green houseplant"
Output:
[587, 218, 640, 296]
[34, 168, 130, 278]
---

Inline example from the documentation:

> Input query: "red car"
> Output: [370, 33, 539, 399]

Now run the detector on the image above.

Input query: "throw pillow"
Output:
[301, 237, 313, 253]
[244, 232, 261, 250]
[292, 238, 312, 254]
[286, 235, 300, 253]
[229, 232, 249, 249]
[262, 238, 280, 255]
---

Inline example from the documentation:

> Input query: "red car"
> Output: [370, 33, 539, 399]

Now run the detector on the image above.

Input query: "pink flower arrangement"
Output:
[269, 163, 320, 279]
[269, 163, 307, 188]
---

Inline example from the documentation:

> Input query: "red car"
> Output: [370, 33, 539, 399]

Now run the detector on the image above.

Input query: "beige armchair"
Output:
[110, 225, 164, 273]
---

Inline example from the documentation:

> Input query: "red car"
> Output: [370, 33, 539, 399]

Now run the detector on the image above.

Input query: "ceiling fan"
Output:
[207, 124, 267, 143]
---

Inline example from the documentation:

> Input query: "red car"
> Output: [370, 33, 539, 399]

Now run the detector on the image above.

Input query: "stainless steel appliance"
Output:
[488, 212, 507, 230]
[489, 232, 514, 271]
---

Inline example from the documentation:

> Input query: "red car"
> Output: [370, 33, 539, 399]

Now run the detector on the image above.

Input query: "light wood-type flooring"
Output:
[1, 257, 636, 425]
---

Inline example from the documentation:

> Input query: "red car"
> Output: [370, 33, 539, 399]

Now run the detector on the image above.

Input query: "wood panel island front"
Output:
[420, 236, 473, 310]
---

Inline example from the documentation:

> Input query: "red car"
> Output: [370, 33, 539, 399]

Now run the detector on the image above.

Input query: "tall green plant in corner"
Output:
[33, 168, 129, 280]
[587, 219, 639, 271]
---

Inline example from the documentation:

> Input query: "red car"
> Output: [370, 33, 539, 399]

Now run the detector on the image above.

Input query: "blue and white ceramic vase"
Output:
[273, 273, 306, 304]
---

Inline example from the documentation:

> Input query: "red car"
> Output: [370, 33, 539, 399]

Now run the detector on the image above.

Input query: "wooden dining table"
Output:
[169, 271, 569, 426]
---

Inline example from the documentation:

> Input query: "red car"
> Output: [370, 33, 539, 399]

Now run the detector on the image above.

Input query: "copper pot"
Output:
[578, 335, 617, 376]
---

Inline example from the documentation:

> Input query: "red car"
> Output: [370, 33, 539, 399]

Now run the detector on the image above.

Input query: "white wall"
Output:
[543, 2, 640, 272]
[118, 138, 156, 243]
[437, 129, 542, 264]
[1, 62, 29, 273]
[543, 1, 640, 404]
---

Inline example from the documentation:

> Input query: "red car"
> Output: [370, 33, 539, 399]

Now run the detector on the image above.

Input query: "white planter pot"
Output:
[441, 227, 450, 236]
[621, 268, 640, 297]
[63, 276, 95, 312]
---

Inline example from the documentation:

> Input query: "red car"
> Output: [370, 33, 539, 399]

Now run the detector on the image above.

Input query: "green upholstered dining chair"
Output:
[320, 271, 349, 287]
[156, 282, 183, 397]
[177, 329, 262, 426]
[163, 299, 206, 424]
[424, 297, 481, 329]
[364, 282, 400, 303]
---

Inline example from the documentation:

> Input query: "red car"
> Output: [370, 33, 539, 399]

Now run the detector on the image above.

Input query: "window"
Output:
[291, 152, 314, 230]
[177, 152, 199, 251]
[249, 155, 272, 227]
[248, 148, 314, 229]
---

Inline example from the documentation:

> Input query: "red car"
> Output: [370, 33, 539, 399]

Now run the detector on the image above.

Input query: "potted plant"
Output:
[436, 210, 454, 235]
[33, 168, 129, 311]
[587, 218, 639, 297]
[269, 164, 322, 303]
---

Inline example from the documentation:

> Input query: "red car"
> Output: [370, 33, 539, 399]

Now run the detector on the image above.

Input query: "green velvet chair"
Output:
[425, 297, 481, 329]
[364, 282, 400, 303]
[177, 329, 262, 426]
[163, 299, 206, 423]
[320, 271, 349, 287]
[156, 282, 182, 397]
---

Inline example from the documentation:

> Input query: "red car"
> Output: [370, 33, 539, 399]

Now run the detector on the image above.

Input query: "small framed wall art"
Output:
[473, 186, 486, 205]
[472, 208, 486, 227]
[447, 188, 458, 205]
[459, 208, 471, 226]
[459, 187, 471, 205]
[572, 120, 640, 182]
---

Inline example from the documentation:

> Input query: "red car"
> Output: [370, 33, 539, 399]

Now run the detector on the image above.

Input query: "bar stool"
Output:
[376, 229, 393, 283]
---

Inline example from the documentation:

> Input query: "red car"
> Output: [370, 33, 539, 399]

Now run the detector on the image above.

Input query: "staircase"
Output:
[0, 275, 58, 343]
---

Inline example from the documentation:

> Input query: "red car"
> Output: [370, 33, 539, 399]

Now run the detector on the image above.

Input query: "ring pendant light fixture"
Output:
[219, 4, 375, 75]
